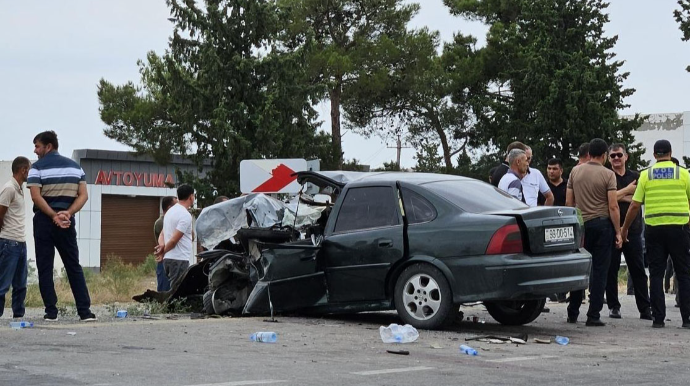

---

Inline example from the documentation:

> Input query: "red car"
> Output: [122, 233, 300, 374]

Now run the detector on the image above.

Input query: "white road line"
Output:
[351, 366, 435, 376]
[486, 355, 558, 363]
[185, 381, 286, 386]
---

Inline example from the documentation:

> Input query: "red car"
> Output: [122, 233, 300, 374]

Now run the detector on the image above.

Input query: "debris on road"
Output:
[534, 338, 552, 344]
[379, 324, 419, 343]
[555, 336, 570, 345]
[386, 349, 410, 355]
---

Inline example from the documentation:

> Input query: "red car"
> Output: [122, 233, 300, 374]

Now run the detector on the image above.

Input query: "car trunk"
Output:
[487, 207, 584, 255]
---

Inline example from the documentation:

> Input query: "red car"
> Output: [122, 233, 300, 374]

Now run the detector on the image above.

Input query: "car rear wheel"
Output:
[484, 299, 546, 325]
[394, 264, 456, 330]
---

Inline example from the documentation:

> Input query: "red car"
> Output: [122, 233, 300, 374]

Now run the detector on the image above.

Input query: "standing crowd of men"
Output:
[492, 138, 690, 328]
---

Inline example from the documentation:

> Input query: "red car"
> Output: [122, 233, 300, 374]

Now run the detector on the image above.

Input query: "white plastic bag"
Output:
[379, 323, 419, 343]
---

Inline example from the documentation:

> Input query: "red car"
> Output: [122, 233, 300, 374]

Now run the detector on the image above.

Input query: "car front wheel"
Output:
[484, 299, 546, 325]
[394, 263, 456, 330]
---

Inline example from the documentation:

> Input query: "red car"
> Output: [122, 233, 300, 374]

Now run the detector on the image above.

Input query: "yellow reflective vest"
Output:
[633, 161, 690, 226]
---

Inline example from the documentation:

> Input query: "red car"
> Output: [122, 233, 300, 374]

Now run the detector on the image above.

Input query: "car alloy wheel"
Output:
[394, 263, 456, 330]
[402, 273, 442, 320]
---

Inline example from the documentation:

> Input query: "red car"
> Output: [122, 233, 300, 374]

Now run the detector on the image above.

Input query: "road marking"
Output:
[352, 366, 435, 375]
[185, 381, 286, 386]
[486, 355, 557, 363]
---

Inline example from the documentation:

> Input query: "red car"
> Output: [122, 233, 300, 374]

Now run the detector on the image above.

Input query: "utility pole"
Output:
[387, 134, 411, 169]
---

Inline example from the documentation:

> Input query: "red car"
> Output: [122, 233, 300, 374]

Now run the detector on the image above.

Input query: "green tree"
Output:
[445, 0, 646, 171]
[676, 0, 690, 72]
[344, 26, 483, 174]
[98, 0, 331, 203]
[278, 0, 420, 169]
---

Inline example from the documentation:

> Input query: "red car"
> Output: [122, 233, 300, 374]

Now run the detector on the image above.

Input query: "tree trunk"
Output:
[329, 83, 343, 169]
[431, 115, 453, 173]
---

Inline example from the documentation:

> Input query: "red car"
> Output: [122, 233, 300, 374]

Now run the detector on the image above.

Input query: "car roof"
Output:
[296, 171, 473, 188]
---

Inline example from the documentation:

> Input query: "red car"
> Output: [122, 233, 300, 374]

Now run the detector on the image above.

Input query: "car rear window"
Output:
[424, 180, 528, 213]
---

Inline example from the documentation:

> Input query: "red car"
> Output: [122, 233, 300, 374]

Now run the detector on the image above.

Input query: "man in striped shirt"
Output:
[27, 131, 96, 322]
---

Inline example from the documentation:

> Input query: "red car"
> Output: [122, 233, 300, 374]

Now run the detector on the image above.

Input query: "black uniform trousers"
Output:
[645, 224, 690, 324]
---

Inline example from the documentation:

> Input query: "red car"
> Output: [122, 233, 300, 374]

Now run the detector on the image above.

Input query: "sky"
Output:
[1, 0, 689, 169]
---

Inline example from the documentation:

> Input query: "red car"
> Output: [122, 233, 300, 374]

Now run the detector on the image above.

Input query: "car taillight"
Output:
[486, 224, 523, 255]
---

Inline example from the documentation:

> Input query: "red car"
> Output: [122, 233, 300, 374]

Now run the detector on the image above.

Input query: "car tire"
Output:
[203, 290, 215, 315]
[484, 299, 546, 326]
[394, 263, 457, 330]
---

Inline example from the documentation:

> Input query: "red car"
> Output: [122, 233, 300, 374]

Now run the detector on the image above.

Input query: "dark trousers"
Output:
[568, 217, 613, 320]
[0, 239, 27, 317]
[645, 225, 690, 324]
[606, 230, 650, 314]
[163, 259, 189, 291]
[34, 212, 92, 318]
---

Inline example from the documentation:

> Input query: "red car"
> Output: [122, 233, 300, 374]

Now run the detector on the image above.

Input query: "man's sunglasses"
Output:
[609, 152, 625, 159]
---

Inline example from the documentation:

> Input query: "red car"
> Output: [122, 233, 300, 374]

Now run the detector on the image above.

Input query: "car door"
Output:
[243, 241, 328, 314]
[321, 184, 405, 303]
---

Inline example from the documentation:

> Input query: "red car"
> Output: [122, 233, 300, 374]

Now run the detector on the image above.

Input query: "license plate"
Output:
[545, 226, 574, 243]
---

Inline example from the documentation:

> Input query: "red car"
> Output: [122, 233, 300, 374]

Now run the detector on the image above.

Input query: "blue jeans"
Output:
[156, 262, 170, 292]
[0, 238, 28, 318]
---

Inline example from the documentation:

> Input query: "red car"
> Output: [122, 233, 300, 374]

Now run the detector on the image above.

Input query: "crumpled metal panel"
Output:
[196, 193, 326, 250]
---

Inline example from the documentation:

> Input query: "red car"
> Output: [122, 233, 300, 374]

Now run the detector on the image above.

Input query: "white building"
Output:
[630, 111, 690, 164]
[0, 150, 209, 273]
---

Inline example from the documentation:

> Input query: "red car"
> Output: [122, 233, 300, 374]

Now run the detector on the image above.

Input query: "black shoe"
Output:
[12, 314, 24, 319]
[44, 314, 58, 322]
[566, 317, 577, 324]
[652, 322, 665, 328]
[80, 313, 97, 322]
[609, 308, 621, 319]
[541, 306, 550, 313]
[586, 318, 606, 327]
[640, 312, 653, 321]
[682, 322, 690, 329]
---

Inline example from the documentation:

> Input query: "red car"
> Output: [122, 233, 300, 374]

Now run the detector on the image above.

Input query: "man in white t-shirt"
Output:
[154, 184, 195, 290]
[523, 146, 554, 207]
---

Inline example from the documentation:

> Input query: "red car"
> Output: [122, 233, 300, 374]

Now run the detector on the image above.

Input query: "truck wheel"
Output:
[394, 263, 456, 330]
[484, 299, 546, 325]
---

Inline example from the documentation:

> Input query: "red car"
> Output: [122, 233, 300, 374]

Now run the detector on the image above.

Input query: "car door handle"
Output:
[378, 239, 393, 248]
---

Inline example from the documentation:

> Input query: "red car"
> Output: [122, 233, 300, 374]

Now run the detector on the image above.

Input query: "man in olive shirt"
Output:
[566, 138, 622, 326]
[153, 196, 177, 292]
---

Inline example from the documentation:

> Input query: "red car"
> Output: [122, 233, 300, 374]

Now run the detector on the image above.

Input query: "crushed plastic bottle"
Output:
[250, 332, 277, 343]
[10, 321, 34, 329]
[379, 323, 419, 343]
[555, 336, 570, 346]
[460, 344, 478, 356]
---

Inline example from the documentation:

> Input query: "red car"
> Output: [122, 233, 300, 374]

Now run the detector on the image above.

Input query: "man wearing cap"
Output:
[621, 139, 690, 328]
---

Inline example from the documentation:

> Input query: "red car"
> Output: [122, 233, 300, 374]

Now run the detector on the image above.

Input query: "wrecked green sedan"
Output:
[136, 172, 591, 330]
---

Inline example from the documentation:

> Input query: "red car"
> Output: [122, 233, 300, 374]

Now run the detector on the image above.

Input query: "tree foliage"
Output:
[98, 0, 331, 203]
[444, 0, 647, 171]
[676, 0, 690, 72]
[277, 0, 420, 168]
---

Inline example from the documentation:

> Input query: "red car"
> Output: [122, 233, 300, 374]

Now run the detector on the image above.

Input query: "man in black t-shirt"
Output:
[538, 158, 567, 206]
[606, 143, 652, 320]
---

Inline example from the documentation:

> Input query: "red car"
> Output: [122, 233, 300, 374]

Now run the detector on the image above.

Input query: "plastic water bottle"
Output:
[250, 332, 277, 343]
[379, 324, 419, 343]
[460, 344, 478, 356]
[555, 336, 569, 346]
[10, 321, 34, 329]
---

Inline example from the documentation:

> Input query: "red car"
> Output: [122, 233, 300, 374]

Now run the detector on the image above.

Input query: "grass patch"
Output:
[5, 255, 160, 309]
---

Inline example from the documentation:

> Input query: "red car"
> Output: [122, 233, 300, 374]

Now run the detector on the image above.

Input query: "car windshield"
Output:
[424, 180, 528, 213]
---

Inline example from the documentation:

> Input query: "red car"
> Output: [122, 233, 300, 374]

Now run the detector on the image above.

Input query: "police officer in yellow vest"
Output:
[621, 139, 690, 328]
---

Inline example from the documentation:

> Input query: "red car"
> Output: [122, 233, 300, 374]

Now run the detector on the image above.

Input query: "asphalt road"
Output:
[2, 294, 690, 386]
